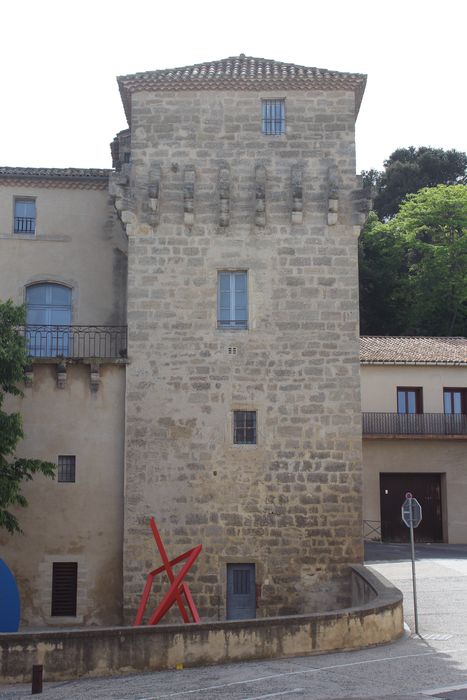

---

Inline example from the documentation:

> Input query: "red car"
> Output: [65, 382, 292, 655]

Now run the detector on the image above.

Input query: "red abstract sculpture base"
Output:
[134, 517, 202, 626]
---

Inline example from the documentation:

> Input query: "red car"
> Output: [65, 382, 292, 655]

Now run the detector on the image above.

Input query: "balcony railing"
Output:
[363, 412, 467, 436]
[14, 217, 35, 233]
[20, 325, 127, 360]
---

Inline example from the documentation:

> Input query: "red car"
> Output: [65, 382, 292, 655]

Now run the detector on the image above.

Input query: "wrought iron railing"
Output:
[363, 412, 467, 436]
[20, 325, 127, 359]
[14, 217, 35, 233]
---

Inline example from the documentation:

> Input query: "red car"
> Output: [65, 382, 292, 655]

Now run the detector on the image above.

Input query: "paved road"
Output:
[2, 543, 467, 700]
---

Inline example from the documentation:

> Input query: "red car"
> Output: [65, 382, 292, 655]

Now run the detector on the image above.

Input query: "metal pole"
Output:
[409, 520, 419, 635]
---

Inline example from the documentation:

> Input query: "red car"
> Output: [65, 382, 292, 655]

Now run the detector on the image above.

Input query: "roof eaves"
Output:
[360, 360, 467, 367]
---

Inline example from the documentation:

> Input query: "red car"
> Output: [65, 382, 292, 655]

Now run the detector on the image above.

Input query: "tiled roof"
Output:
[360, 336, 467, 366]
[0, 167, 110, 180]
[118, 54, 367, 123]
[0, 167, 111, 190]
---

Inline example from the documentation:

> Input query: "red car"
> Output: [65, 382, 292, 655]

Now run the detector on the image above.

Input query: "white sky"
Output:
[2, 0, 466, 173]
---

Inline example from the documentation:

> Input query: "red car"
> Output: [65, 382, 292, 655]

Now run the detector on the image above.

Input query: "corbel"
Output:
[184, 166, 195, 226]
[291, 166, 303, 224]
[56, 363, 67, 389]
[255, 165, 266, 227]
[90, 363, 101, 393]
[327, 167, 339, 226]
[148, 165, 161, 225]
[352, 175, 373, 228]
[219, 166, 230, 227]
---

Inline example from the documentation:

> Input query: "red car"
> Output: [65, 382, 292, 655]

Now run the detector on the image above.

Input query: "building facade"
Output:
[0, 55, 368, 627]
[361, 336, 467, 545]
[0, 169, 127, 626]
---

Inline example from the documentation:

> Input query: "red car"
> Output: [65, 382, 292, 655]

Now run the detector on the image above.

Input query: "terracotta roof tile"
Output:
[0, 167, 110, 180]
[360, 336, 467, 365]
[0, 167, 111, 190]
[118, 54, 366, 124]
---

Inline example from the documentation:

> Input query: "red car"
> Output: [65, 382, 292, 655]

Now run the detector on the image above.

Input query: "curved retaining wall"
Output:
[0, 565, 403, 683]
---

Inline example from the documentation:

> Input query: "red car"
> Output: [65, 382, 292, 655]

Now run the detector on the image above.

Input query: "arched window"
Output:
[26, 283, 72, 357]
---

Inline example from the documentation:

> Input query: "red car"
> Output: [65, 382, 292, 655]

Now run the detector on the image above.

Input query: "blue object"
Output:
[0, 559, 20, 632]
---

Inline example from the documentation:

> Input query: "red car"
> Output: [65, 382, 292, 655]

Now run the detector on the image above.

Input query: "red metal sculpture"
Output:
[134, 517, 202, 626]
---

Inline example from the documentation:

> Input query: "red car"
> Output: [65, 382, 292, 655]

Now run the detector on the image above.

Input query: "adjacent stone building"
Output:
[0, 55, 368, 626]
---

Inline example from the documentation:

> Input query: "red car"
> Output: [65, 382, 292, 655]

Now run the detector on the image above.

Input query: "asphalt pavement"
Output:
[1, 543, 467, 700]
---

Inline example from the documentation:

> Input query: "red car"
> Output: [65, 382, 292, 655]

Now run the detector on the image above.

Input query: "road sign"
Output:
[401, 494, 422, 635]
[402, 497, 422, 529]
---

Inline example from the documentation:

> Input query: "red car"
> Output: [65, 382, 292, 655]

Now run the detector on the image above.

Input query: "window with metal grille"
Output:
[58, 455, 76, 483]
[218, 271, 248, 330]
[261, 99, 285, 135]
[14, 198, 36, 233]
[51, 562, 77, 616]
[233, 410, 257, 444]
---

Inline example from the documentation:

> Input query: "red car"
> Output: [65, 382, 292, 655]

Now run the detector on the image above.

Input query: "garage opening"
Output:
[380, 473, 443, 543]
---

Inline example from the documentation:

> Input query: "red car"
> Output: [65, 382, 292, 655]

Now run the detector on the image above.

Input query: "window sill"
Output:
[0, 233, 71, 241]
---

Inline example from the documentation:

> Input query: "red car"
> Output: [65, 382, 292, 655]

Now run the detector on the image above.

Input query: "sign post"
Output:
[401, 492, 422, 635]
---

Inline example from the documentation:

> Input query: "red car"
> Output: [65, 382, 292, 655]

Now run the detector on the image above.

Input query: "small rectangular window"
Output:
[234, 410, 257, 444]
[261, 99, 285, 135]
[397, 387, 423, 414]
[14, 198, 36, 233]
[58, 455, 76, 483]
[51, 562, 77, 616]
[218, 271, 248, 329]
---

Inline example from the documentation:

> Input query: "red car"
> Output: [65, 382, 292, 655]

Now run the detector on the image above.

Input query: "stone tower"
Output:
[111, 55, 368, 621]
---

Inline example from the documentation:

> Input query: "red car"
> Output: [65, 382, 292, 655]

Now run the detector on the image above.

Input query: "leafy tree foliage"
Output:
[359, 185, 467, 336]
[365, 147, 467, 220]
[359, 212, 408, 335]
[0, 300, 55, 534]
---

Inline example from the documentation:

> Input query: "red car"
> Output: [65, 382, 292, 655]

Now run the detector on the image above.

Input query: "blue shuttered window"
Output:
[26, 283, 72, 357]
[218, 271, 248, 329]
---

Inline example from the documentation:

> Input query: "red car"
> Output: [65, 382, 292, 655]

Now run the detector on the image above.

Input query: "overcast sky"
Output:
[2, 0, 466, 173]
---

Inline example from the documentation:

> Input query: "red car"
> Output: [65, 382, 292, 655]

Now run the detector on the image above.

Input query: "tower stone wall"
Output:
[118, 83, 365, 621]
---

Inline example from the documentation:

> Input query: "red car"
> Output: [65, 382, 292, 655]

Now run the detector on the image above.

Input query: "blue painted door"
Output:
[226, 563, 256, 620]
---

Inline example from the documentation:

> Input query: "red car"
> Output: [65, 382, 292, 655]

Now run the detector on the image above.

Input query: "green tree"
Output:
[371, 147, 467, 220]
[359, 185, 467, 336]
[0, 300, 55, 534]
[359, 212, 409, 335]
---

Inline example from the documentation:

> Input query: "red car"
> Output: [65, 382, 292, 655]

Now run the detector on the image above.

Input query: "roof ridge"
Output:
[118, 55, 365, 81]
